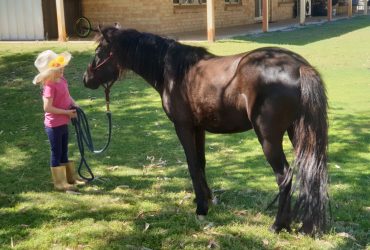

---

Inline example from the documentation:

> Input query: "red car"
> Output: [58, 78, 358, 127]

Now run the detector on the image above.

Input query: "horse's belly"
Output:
[201, 111, 253, 134]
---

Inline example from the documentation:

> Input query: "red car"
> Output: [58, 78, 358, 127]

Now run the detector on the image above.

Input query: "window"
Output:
[173, 0, 206, 5]
[225, 0, 241, 4]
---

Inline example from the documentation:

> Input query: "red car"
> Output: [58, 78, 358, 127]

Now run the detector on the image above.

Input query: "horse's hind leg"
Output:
[253, 122, 293, 233]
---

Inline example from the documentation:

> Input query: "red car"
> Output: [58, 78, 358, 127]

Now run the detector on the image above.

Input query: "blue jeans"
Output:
[45, 125, 69, 167]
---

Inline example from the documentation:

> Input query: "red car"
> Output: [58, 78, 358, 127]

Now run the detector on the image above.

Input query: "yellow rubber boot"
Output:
[50, 166, 78, 192]
[64, 161, 87, 186]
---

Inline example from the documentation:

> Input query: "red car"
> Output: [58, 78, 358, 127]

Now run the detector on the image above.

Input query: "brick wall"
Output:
[274, 1, 295, 21]
[82, 0, 294, 35]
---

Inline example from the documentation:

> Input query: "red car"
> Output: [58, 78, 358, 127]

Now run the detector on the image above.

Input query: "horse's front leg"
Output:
[195, 128, 212, 202]
[175, 124, 210, 215]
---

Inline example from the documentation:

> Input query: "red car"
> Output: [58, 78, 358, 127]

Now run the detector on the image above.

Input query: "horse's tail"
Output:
[292, 65, 329, 233]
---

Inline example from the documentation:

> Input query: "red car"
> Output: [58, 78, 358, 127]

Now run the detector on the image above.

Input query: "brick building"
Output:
[0, 0, 296, 40]
[81, 0, 295, 35]
[1, 0, 363, 41]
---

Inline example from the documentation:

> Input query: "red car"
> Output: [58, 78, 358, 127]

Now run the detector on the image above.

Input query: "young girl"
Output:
[33, 50, 85, 191]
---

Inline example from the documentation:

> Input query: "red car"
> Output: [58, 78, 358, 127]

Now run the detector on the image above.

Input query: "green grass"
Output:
[1, 15, 369, 249]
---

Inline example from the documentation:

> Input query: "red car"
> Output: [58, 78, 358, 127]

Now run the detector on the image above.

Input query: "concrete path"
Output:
[168, 15, 358, 42]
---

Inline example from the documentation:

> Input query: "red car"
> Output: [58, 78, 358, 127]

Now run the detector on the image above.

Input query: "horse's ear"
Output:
[98, 24, 112, 43]
[114, 22, 121, 29]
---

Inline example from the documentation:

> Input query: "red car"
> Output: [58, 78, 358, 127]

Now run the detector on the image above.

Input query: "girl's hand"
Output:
[65, 109, 77, 119]
[71, 103, 80, 109]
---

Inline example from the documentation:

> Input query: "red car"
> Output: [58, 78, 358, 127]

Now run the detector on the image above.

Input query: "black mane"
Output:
[102, 27, 213, 90]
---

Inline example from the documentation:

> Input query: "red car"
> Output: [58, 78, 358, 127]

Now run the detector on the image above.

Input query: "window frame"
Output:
[225, 0, 241, 4]
[173, 0, 207, 5]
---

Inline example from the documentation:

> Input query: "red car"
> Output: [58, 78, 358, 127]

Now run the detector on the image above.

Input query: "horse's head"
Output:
[83, 25, 121, 89]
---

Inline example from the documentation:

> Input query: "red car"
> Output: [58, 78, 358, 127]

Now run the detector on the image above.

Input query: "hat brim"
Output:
[33, 52, 72, 84]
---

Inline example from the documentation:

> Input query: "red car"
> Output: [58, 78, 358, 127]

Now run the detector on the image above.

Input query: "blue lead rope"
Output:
[71, 107, 112, 181]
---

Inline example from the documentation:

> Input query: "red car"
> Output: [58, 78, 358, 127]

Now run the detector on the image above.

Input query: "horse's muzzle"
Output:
[82, 71, 99, 89]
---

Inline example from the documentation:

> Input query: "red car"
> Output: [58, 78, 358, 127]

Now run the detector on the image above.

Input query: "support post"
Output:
[365, 0, 368, 15]
[207, 0, 215, 42]
[348, 0, 352, 17]
[262, 0, 269, 32]
[56, 0, 67, 42]
[300, 0, 306, 25]
[328, 0, 333, 21]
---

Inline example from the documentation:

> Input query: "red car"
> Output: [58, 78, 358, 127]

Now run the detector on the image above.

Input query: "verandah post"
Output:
[56, 0, 67, 42]
[207, 0, 215, 42]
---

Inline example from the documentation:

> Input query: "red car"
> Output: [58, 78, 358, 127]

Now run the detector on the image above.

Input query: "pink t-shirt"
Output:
[43, 77, 73, 128]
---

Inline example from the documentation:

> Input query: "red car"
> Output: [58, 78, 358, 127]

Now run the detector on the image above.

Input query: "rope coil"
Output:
[71, 107, 112, 181]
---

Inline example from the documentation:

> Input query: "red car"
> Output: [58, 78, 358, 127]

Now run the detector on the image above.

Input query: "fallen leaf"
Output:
[337, 232, 356, 241]
[66, 190, 81, 195]
[211, 196, 218, 205]
[263, 239, 269, 246]
[234, 210, 248, 216]
[136, 211, 145, 219]
[179, 193, 192, 205]
[203, 222, 214, 230]
[143, 223, 150, 232]
[207, 239, 219, 249]
[213, 189, 227, 194]
[107, 166, 119, 171]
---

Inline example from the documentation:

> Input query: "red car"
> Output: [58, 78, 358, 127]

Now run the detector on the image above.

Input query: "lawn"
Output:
[0, 15, 369, 250]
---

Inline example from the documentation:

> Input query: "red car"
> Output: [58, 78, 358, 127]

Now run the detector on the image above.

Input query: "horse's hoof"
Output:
[197, 215, 206, 221]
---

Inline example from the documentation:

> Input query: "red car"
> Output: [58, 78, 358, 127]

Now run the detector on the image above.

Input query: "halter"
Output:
[90, 52, 114, 71]
[88, 51, 115, 112]
[103, 81, 114, 112]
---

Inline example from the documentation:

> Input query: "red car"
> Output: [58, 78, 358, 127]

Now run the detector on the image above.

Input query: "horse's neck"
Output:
[131, 67, 162, 92]
[126, 37, 169, 93]
[123, 34, 210, 94]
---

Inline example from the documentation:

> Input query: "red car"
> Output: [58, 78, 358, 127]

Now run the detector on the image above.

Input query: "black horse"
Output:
[83, 26, 329, 235]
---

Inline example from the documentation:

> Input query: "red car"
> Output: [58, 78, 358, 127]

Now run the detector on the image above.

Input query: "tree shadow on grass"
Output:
[223, 15, 370, 46]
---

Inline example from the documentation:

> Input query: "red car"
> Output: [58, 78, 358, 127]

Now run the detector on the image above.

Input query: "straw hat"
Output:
[33, 50, 72, 84]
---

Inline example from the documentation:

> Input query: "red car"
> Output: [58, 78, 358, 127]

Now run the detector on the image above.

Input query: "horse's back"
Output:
[178, 47, 309, 133]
